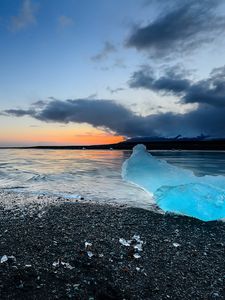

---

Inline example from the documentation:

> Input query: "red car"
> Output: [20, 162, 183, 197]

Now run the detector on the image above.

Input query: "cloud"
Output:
[31, 100, 47, 107]
[182, 67, 225, 107]
[129, 65, 225, 107]
[126, 0, 225, 57]
[2, 99, 155, 136]
[113, 59, 127, 69]
[9, 0, 38, 32]
[85, 93, 98, 99]
[129, 65, 191, 95]
[3, 108, 36, 117]
[107, 87, 125, 94]
[3, 97, 225, 138]
[91, 42, 116, 62]
[142, 105, 225, 137]
[58, 15, 74, 28]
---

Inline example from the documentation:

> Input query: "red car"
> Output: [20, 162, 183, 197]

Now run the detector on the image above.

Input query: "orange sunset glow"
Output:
[0, 122, 125, 146]
[1, 134, 124, 146]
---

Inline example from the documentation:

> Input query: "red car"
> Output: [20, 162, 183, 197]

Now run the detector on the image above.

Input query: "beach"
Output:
[0, 191, 224, 299]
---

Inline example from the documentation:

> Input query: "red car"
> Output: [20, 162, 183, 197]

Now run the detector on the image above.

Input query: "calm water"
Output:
[0, 149, 225, 209]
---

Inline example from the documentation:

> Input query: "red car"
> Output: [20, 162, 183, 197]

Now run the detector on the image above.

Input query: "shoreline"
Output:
[0, 193, 225, 299]
[1, 139, 225, 151]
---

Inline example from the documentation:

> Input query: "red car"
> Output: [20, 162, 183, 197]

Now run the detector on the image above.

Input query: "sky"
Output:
[1, 0, 225, 146]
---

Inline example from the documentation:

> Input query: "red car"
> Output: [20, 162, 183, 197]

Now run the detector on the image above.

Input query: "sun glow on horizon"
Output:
[0, 119, 125, 146]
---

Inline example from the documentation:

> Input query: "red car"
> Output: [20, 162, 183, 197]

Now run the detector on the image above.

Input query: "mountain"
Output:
[125, 134, 221, 143]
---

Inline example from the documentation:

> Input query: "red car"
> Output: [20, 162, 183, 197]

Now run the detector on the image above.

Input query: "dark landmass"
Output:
[1, 139, 225, 150]
[0, 198, 225, 299]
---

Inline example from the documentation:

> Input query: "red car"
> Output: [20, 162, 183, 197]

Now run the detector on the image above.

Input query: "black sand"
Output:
[0, 196, 225, 299]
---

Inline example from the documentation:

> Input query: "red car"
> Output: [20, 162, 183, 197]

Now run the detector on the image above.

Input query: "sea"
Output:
[0, 149, 225, 209]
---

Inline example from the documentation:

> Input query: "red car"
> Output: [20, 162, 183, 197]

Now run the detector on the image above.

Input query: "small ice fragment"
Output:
[136, 267, 141, 271]
[134, 243, 143, 251]
[85, 242, 92, 249]
[173, 242, 181, 248]
[132, 235, 141, 242]
[52, 260, 60, 267]
[87, 251, 94, 258]
[8, 256, 16, 261]
[53, 260, 74, 269]
[25, 265, 32, 268]
[119, 238, 131, 246]
[99, 253, 104, 258]
[133, 253, 141, 259]
[1, 255, 8, 263]
[61, 262, 74, 270]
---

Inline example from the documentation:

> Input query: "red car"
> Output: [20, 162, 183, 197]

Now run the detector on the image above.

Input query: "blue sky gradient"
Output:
[1, 0, 225, 145]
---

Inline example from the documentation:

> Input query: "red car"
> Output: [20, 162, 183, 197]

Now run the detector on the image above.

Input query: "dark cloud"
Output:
[129, 65, 191, 95]
[129, 65, 225, 107]
[3, 97, 225, 138]
[91, 42, 116, 62]
[183, 67, 225, 107]
[127, 0, 225, 57]
[3, 109, 35, 117]
[143, 105, 225, 137]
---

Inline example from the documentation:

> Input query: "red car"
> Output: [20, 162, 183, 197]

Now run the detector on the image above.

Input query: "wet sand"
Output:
[0, 191, 225, 299]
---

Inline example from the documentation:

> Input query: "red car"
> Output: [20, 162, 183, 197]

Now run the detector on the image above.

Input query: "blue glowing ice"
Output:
[122, 144, 225, 221]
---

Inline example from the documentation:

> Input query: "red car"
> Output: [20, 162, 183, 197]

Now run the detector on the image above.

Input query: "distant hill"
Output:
[126, 134, 225, 143]
[1, 136, 225, 150]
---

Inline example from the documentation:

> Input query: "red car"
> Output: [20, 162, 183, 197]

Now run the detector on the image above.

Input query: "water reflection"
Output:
[0, 149, 224, 209]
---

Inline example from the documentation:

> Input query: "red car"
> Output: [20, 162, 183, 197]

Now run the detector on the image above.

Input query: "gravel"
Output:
[0, 192, 225, 299]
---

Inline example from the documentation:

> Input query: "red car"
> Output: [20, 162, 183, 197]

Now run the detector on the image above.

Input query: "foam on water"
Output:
[0, 149, 152, 209]
[1, 148, 225, 217]
[122, 144, 225, 221]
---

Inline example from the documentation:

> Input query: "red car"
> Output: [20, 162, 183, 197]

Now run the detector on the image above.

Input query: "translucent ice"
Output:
[122, 144, 225, 221]
[156, 183, 225, 221]
[1, 255, 8, 264]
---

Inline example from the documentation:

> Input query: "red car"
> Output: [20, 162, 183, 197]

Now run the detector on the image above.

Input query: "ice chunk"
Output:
[122, 144, 196, 193]
[119, 238, 131, 246]
[87, 251, 94, 258]
[61, 262, 74, 269]
[52, 260, 60, 267]
[134, 243, 143, 251]
[132, 235, 141, 242]
[122, 144, 225, 221]
[8, 255, 16, 261]
[132, 235, 143, 251]
[85, 242, 92, 249]
[52, 260, 74, 269]
[156, 183, 225, 221]
[1, 255, 8, 263]
[173, 243, 181, 248]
